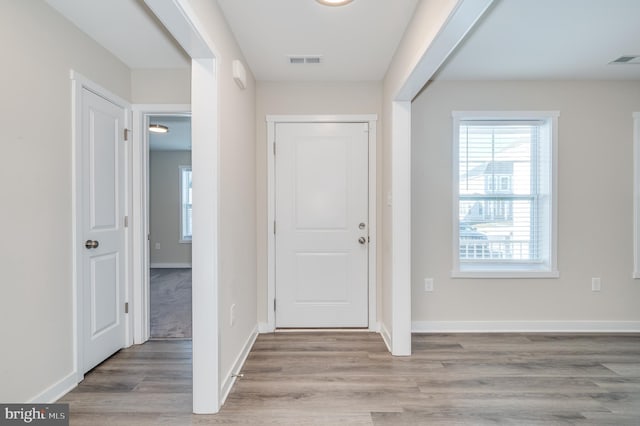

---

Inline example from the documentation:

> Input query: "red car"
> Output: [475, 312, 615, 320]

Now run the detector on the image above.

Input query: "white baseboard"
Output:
[412, 321, 640, 333]
[380, 322, 392, 352]
[258, 322, 274, 334]
[29, 371, 77, 403]
[150, 263, 192, 268]
[219, 325, 258, 406]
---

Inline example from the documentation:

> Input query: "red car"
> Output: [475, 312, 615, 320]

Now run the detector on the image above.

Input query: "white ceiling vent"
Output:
[288, 55, 323, 64]
[610, 55, 640, 64]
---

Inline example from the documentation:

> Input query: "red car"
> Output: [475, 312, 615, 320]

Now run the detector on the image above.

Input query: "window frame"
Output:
[179, 165, 192, 244]
[451, 111, 559, 278]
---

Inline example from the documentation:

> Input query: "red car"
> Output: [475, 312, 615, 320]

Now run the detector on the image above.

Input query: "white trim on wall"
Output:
[413, 321, 640, 333]
[28, 372, 77, 404]
[144, 0, 221, 415]
[150, 263, 193, 269]
[265, 114, 378, 333]
[386, 0, 495, 357]
[633, 112, 640, 278]
[391, 102, 412, 356]
[219, 326, 258, 406]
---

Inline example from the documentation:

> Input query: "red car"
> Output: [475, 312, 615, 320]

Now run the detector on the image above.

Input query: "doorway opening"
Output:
[148, 115, 192, 339]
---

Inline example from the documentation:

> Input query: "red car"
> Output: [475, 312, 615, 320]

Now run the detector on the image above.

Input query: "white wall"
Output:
[412, 80, 640, 328]
[131, 68, 191, 104]
[185, 0, 258, 395]
[149, 151, 192, 266]
[0, 1, 130, 402]
[255, 81, 382, 324]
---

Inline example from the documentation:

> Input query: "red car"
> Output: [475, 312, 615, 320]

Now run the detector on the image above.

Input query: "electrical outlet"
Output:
[154, 243, 160, 250]
[592, 277, 601, 292]
[230, 304, 236, 326]
[424, 278, 434, 292]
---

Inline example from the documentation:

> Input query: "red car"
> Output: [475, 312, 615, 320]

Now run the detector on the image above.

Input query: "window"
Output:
[180, 165, 192, 243]
[452, 111, 559, 277]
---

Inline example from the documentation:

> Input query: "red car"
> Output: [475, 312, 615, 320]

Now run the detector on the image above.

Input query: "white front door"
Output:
[275, 122, 369, 327]
[81, 88, 127, 372]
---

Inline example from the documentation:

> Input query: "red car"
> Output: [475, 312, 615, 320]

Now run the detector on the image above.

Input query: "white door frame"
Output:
[131, 104, 191, 344]
[265, 115, 378, 332]
[70, 70, 132, 383]
[144, 0, 221, 414]
[385, 0, 495, 356]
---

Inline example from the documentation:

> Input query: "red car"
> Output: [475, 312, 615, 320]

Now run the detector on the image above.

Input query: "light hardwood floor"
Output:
[59, 332, 640, 425]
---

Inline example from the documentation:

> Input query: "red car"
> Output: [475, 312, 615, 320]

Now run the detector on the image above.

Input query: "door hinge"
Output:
[125, 302, 129, 314]
[273, 221, 276, 234]
[274, 299, 276, 311]
[124, 216, 128, 228]
[147, 233, 150, 241]
[124, 128, 130, 141]
[273, 142, 276, 156]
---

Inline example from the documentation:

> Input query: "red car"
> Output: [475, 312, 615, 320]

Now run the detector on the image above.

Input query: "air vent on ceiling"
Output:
[288, 55, 323, 64]
[610, 55, 640, 64]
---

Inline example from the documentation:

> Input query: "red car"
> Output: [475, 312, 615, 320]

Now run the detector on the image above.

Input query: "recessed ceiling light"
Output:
[316, 0, 354, 6]
[149, 124, 169, 133]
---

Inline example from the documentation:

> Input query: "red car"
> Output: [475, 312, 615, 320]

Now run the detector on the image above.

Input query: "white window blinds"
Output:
[453, 112, 558, 277]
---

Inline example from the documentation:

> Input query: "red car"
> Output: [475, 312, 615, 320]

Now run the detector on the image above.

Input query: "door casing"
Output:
[265, 114, 378, 332]
[131, 104, 191, 344]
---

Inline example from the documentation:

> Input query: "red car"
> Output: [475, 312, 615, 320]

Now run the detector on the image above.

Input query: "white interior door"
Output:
[81, 88, 126, 372]
[275, 122, 369, 327]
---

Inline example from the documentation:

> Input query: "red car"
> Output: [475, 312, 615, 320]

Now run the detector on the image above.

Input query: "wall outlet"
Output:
[154, 243, 161, 250]
[230, 304, 236, 326]
[592, 277, 601, 292]
[424, 278, 434, 292]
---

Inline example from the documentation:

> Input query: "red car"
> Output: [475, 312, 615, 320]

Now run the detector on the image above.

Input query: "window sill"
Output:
[451, 269, 560, 279]
[179, 239, 192, 244]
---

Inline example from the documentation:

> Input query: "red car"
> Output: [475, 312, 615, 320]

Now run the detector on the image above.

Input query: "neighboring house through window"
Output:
[453, 111, 559, 277]
[180, 165, 192, 243]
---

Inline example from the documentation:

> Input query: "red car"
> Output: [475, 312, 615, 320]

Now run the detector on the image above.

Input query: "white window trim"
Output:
[179, 165, 192, 244]
[633, 113, 640, 278]
[451, 111, 559, 279]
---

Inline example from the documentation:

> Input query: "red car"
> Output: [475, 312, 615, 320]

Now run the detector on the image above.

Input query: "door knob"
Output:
[358, 237, 366, 245]
[85, 240, 99, 249]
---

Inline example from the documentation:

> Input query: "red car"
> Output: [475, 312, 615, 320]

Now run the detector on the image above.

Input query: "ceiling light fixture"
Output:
[316, 0, 354, 6]
[149, 124, 169, 134]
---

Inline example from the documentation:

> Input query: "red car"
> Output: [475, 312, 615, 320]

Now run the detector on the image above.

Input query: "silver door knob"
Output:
[358, 237, 366, 245]
[85, 240, 99, 249]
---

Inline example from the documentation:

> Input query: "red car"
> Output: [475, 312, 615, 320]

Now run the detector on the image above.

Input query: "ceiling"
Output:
[436, 0, 640, 80]
[44, 0, 640, 81]
[149, 116, 191, 151]
[216, 0, 419, 81]
[45, 0, 189, 68]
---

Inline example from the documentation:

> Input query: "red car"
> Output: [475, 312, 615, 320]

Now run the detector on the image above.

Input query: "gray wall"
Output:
[411, 80, 640, 326]
[150, 151, 192, 266]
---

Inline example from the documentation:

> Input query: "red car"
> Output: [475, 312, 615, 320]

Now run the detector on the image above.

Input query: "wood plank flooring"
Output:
[59, 332, 640, 425]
